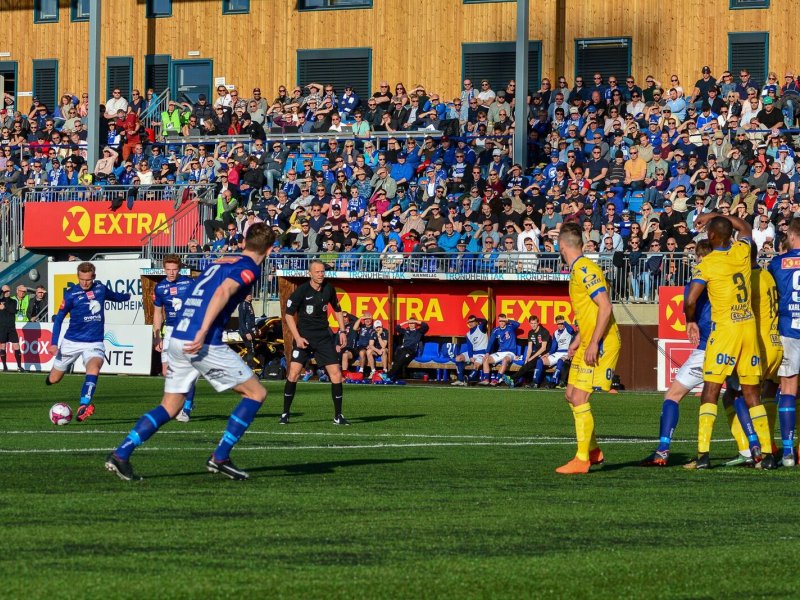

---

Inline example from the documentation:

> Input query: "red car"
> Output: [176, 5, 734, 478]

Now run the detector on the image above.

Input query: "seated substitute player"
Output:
[539, 315, 575, 388]
[513, 316, 552, 388]
[640, 240, 713, 466]
[719, 241, 784, 466]
[152, 255, 195, 423]
[452, 314, 489, 386]
[282, 260, 350, 425]
[105, 224, 275, 481]
[556, 222, 621, 475]
[768, 217, 800, 466]
[684, 213, 774, 470]
[381, 319, 430, 384]
[48, 262, 132, 422]
[480, 314, 521, 387]
[367, 319, 389, 376]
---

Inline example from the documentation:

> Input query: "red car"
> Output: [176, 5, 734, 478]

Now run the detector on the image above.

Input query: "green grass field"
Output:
[3, 374, 800, 599]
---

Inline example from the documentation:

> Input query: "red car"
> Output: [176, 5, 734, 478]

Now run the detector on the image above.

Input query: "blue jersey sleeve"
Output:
[51, 292, 73, 345]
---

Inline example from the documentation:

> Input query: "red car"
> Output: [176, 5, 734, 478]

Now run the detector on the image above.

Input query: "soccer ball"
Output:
[49, 403, 73, 426]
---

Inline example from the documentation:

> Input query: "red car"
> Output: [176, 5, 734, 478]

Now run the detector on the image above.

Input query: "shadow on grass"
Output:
[598, 453, 694, 472]
[147, 457, 433, 479]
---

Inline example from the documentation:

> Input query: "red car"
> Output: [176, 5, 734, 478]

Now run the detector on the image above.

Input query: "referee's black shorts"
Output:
[0, 325, 19, 345]
[291, 334, 340, 367]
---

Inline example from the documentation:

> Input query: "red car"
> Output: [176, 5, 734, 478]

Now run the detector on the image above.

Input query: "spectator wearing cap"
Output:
[780, 72, 799, 127]
[292, 218, 318, 252]
[658, 199, 684, 232]
[370, 166, 397, 200]
[775, 144, 796, 175]
[754, 95, 785, 130]
[689, 66, 717, 108]
[389, 152, 414, 186]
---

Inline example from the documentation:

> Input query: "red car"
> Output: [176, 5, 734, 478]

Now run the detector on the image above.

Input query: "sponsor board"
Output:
[277, 269, 569, 282]
[3, 323, 152, 374]
[658, 286, 686, 340]
[48, 259, 151, 325]
[657, 339, 701, 392]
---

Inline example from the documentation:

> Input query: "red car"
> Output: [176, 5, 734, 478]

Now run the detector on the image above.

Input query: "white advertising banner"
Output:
[4, 323, 153, 375]
[48, 259, 152, 325]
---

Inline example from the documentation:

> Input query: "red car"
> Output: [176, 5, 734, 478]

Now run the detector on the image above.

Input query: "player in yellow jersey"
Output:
[555, 222, 621, 474]
[720, 241, 784, 467]
[684, 213, 775, 469]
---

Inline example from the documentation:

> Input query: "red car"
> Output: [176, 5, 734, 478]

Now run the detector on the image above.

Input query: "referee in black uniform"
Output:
[283, 260, 349, 425]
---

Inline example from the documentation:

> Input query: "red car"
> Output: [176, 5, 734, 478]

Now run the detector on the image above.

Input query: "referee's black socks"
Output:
[332, 382, 343, 416]
[283, 380, 297, 415]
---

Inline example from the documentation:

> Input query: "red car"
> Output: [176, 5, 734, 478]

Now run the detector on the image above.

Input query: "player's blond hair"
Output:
[695, 239, 712, 259]
[77, 261, 96, 275]
[558, 222, 583, 249]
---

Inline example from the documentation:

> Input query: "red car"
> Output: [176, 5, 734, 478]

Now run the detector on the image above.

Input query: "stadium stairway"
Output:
[0, 250, 48, 289]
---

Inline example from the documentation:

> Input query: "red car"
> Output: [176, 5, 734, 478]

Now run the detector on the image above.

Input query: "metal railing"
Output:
[141, 198, 215, 261]
[0, 200, 24, 262]
[23, 184, 216, 205]
[140, 88, 171, 136]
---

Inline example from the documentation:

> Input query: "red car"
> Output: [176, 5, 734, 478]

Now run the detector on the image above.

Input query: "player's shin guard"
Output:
[456, 361, 465, 382]
[553, 359, 565, 385]
[115, 405, 171, 461]
[213, 398, 261, 462]
[332, 382, 343, 416]
[182, 383, 196, 414]
[726, 404, 750, 455]
[778, 394, 796, 457]
[80, 374, 98, 405]
[571, 403, 594, 461]
[748, 403, 772, 455]
[283, 380, 297, 414]
[657, 399, 680, 452]
[697, 403, 718, 454]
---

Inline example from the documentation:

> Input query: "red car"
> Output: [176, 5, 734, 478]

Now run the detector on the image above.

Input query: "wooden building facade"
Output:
[0, 0, 793, 111]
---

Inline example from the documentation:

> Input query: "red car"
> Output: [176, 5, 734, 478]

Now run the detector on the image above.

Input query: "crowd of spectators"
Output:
[2, 66, 800, 301]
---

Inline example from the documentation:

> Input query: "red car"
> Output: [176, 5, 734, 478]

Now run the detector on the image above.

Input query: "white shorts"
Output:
[160, 326, 174, 364]
[164, 342, 254, 393]
[490, 351, 516, 364]
[778, 336, 800, 377]
[674, 348, 705, 390]
[53, 339, 106, 372]
[457, 352, 486, 364]
[545, 351, 568, 367]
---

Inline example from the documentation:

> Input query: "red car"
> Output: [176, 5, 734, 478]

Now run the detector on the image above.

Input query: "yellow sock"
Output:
[763, 398, 777, 441]
[589, 430, 599, 452]
[698, 403, 718, 454]
[749, 405, 772, 452]
[571, 403, 594, 461]
[726, 404, 750, 453]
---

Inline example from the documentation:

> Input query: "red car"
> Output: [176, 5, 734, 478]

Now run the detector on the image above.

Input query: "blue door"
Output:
[171, 60, 212, 105]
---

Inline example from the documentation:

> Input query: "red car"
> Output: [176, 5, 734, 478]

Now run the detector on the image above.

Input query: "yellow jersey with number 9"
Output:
[569, 255, 618, 342]
[691, 239, 753, 326]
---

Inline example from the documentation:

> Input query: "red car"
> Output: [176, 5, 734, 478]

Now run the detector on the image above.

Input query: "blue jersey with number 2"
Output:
[768, 249, 800, 339]
[172, 255, 260, 346]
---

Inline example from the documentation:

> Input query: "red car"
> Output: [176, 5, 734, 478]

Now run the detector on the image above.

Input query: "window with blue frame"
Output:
[730, 0, 769, 9]
[223, 0, 250, 13]
[147, 0, 172, 18]
[298, 0, 372, 10]
[72, 0, 90, 22]
[34, 0, 59, 23]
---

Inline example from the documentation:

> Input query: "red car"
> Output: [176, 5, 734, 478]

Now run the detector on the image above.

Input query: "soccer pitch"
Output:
[3, 375, 800, 599]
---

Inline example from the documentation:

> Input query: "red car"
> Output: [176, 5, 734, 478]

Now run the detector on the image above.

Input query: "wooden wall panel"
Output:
[0, 0, 796, 111]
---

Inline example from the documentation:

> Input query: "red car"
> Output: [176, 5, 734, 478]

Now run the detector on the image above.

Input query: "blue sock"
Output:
[656, 399, 680, 452]
[552, 359, 565, 385]
[533, 358, 544, 385]
[480, 371, 489, 381]
[213, 398, 262, 462]
[80, 374, 98, 405]
[469, 369, 480, 382]
[779, 393, 796, 457]
[733, 396, 760, 452]
[456, 361, 465, 382]
[182, 383, 196, 414]
[115, 405, 171, 461]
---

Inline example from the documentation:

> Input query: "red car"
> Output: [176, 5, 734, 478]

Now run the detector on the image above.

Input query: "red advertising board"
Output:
[2, 324, 56, 370]
[658, 285, 687, 340]
[658, 339, 699, 391]
[327, 280, 570, 336]
[24, 201, 195, 248]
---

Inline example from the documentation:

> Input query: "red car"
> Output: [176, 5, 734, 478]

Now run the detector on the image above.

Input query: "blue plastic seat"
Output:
[513, 345, 527, 366]
[433, 342, 460, 364]
[416, 342, 441, 362]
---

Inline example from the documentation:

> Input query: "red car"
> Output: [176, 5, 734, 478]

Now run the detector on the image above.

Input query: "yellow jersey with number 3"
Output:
[691, 239, 753, 327]
[569, 255, 618, 344]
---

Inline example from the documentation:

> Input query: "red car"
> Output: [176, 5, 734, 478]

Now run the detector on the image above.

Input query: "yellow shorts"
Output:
[568, 329, 621, 393]
[758, 333, 783, 383]
[703, 322, 761, 385]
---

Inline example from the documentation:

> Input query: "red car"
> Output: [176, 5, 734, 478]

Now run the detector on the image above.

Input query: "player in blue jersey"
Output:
[480, 314, 520, 387]
[152, 255, 195, 422]
[540, 316, 575, 388]
[105, 224, 275, 481]
[47, 262, 132, 422]
[452, 315, 489, 386]
[640, 240, 713, 466]
[768, 217, 800, 466]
